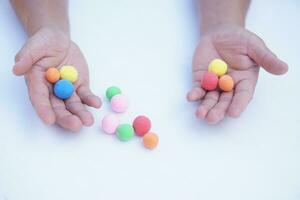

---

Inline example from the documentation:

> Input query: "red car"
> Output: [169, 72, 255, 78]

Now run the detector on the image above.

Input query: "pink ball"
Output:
[101, 114, 120, 134]
[110, 94, 129, 113]
[201, 72, 218, 91]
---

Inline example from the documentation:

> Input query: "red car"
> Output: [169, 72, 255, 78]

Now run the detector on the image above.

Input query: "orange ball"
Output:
[143, 132, 159, 150]
[46, 68, 60, 83]
[219, 75, 234, 92]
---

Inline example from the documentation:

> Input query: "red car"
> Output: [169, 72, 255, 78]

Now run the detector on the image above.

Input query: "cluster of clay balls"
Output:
[45, 65, 78, 100]
[201, 59, 234, 92]
[102, 86, 159, 150]
[45, 67, 158, 149]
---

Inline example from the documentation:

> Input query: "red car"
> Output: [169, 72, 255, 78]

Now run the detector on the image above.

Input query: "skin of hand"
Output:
[187, 24, 288, 124]
[13, 27, 102, 132]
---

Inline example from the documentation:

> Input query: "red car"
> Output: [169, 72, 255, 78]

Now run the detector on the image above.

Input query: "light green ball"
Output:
[106, 86, 122, 101]
[116, 124, 134, 141]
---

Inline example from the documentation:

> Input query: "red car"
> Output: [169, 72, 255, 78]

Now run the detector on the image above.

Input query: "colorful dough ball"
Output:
[54, 80, 74, 100]
[219, 75, 234, 92]
[106, 86, 122, 101]
[101, 114, 120, 134]
[116, 124, 134, 141]
[60, 65, 78, 83]
[45, 67, 60, 83]
[143, 132, 159, 150]
[133, 115, 151, 136]
[201, 72, 218, 91]
[208, 59, 228, 77]
[110, 94, 129, 113]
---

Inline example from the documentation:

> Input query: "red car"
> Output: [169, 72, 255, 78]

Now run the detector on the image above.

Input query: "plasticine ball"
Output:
[54, 80, 74, 100]
[201, 72, 218, 91]
[106, 86, 122, 101]
[60, 65, 78, 83]
[133, 115, 151, 136]
[116, 124, 134, 141]
[219, 75, 234, 92]
[110, 94, 129, 113]
[143, 132, 159, 150]
[208, 59, 228, 77]
[45, 67, 60, 83]
[101, 114, 120, 134]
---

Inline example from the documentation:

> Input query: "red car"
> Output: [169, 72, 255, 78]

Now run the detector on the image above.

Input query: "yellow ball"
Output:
[59, 65, 78, 83]
[208, 59, 228, 77]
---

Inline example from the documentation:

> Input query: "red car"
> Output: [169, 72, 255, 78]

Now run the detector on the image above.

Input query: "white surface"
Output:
[0, 0, 300, 199]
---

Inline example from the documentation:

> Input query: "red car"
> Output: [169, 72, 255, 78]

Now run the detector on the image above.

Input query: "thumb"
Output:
[247, 36, 288, 75]
[13, 36, 46, 76]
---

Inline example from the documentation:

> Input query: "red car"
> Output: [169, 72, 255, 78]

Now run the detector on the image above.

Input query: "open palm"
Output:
[13, 27, 101, 132]
[187, 25, 288, 124]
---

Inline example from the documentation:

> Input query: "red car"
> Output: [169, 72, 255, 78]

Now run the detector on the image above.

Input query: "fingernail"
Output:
[196, 108, 206, 119]
[188, 92, 197, 101]
[228, 108, 241, 118]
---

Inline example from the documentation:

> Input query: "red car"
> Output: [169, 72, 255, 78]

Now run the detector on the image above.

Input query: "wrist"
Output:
[26, 23, 70, 38]
[10, 0, 70, 37]
[28, 26, 71, 48]
[200, 13, 246, 35]
[200, 21, 245, 36]
[199, 0, 249, 35]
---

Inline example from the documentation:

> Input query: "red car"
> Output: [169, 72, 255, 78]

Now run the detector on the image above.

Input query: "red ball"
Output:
[133, 115, 151, 136]
[201, 72, 218, 91]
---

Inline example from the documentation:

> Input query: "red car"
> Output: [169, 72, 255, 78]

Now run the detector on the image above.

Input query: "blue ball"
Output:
[54, 80, 74, 100]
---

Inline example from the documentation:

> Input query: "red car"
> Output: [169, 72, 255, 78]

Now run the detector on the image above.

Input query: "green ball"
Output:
[106, 86, 122, 101]
[116, 124, 134, 141]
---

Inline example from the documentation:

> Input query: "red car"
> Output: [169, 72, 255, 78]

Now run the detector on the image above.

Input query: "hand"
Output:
[187, 25, 288, 124]
[13, 27, 102, 132]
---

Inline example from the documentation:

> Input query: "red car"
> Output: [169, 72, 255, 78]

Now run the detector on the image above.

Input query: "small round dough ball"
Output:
[46, 67, 60, 83]
[106, 86, 122, 101]
[60, 65, 78, 83]
[54, 80, 74, 100]
[116, 124, 134, 141]
[208, 59, 228, 77]
[110, 94, 129, 113]
[101, 114, 120, 134]
[201, 72, 218, 91]
[133, 115, 151, 136]
[219, 75, 234, 92]
[143, 132, 159, 150]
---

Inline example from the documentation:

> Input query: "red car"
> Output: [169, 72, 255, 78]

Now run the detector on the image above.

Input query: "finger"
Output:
[187, 69, 207, 102]
[248, 36, 288, 75]
[189, 39, 215, 103]
[187, 87, 206, 102]
[196, 91, 220, 120]
[50, 93, 83, 132]
[65, 93, 94, 126]
[206, 91, 233, 124]
[227, 79, 255, 118]
[26, 71, 55, 124]
[13, 36, 46, 76]
[77, 85, 102, 108]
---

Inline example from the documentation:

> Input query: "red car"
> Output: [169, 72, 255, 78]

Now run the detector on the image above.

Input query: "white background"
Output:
[0, 0, 300, 199]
